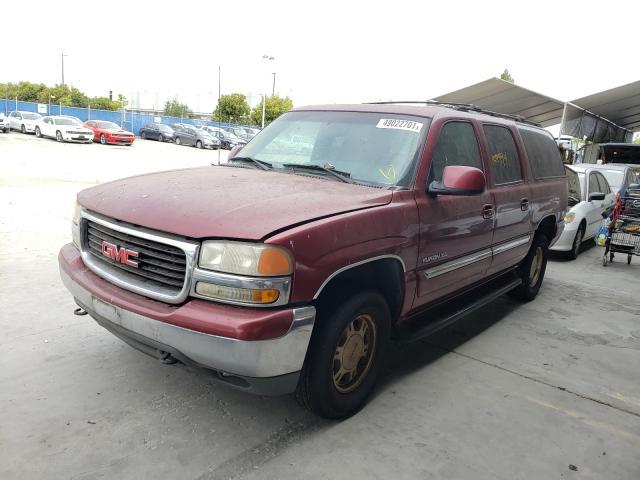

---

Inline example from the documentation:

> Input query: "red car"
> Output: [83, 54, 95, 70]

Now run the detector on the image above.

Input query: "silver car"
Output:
[8, 111, 42, 133]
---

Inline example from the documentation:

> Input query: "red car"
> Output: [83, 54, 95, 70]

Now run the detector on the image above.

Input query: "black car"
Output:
[139, 123, 175, 142]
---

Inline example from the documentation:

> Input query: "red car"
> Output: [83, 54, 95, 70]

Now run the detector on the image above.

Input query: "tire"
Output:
[628, 255, 632, 265]
[56, 130, 63, 142]
[196, 140, 203, 149]
[509, 235, 549, 302]
[21, 124, 26, 134]
[158, 135, 164, 142]
[567, 224, 585, 260]
[175, 136, 181, 146]
[35, 126, 42, 138]
[100, 134, 107, 145]
[296, 290, 391, 419]
[141, 131, 146, 139]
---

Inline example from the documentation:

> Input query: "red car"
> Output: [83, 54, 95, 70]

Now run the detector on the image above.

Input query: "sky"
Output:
[1, 0, 639, 115]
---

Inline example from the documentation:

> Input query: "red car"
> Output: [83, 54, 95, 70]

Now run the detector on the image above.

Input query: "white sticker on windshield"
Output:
[376, 118, 423, 133]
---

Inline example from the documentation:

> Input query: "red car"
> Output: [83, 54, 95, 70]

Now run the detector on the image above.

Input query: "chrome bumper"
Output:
[60, 269, 315, 392]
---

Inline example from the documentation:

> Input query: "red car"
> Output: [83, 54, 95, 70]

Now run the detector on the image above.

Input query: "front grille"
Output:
[84, 220, 187, 292]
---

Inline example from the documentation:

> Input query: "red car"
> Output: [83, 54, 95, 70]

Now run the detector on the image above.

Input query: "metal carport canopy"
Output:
[570, 80, 640, 131]
[432, 77, 565, 127]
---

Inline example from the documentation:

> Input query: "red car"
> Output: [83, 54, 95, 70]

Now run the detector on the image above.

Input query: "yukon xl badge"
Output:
[101, 240, 139, 268]
[423, 252, 447, 264]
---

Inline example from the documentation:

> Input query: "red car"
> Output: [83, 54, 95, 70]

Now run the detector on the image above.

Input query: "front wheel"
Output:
[175, 136, 181, 146]
[21, 124, 26, 134]
[141, 131, 146, 139]
[296, 291, 390, 419]
[100, 134, 107, 145]
[158, 134, 164, 142]
[56, 130, 63, 142]
[196, 140, 203, 149]
[567, 224, 585, 260]
[35, 126, 42, 138]
[509, 235, 549, 302]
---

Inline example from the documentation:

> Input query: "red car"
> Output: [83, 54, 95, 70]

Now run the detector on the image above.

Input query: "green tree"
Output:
[89, 97, 121, 111]
[164, 97, 193, 118]
[500, 68, 514, 83]
[213, 93, 250, 123]
[250, 95, 293, 126]
[634, 136, 640, 145]
[116, 93, 128, 108]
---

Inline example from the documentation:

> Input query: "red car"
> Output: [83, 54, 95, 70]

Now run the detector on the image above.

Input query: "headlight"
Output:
[564, 212, 576, 224]
[72, 202, 82, 248]
[199, 241, 292, 276]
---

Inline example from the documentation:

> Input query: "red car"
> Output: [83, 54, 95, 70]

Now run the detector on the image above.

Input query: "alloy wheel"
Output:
[332, 313, 377, 394]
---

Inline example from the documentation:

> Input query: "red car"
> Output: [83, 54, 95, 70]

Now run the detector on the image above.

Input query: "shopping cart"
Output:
[603, 187, 640, 266]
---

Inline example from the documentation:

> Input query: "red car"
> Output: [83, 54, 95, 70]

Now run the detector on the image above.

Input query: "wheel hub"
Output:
[332, 313, 377, 393]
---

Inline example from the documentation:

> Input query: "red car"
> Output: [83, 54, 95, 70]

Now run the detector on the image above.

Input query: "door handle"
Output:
[482, 204, 494, 219]
[520, 198, 529, 211]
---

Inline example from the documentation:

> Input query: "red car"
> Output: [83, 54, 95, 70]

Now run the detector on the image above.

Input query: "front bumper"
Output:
[59, 244, 315, 395]
[62, 132, 93, 143]
[550, 222, 577, 251]
[107, 136, 135, 144]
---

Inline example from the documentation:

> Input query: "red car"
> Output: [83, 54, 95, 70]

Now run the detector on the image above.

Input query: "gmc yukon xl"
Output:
[59, 102, 567, 418]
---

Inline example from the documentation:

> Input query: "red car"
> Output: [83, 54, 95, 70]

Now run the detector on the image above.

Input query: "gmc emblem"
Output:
[101, 240, 139, 267]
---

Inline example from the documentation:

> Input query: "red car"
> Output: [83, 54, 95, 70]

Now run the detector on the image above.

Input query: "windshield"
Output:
[238, 111, 430, 186]
[55, 117, 82, 126]
[23, 113, 41, 120]
[600, 169, 624, 191]
[565, 167, 582, 202]
[96, 121, 120, 130]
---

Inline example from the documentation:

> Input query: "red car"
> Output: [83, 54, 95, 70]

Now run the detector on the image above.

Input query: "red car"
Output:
[84, 120, 135, 145]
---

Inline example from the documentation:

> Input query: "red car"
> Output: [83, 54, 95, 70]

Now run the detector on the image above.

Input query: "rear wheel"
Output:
[628, 254, 632, 265]
[296, 291, 390, 419]
[56, 130, 63, 142]
[35, 126, 42, 138]
[509, 235, 549, 302]
[100, 134, 107, 145]
[141, 131, 146, 139]
[567, 224, 585, 260]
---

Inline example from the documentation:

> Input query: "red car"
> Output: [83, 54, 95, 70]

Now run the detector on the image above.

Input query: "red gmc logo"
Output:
[101, 240, 139, 267]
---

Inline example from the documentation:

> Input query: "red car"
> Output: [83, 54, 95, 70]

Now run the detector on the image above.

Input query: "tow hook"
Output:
[73, 307, 88, 316]
[159, 351, 178, 365]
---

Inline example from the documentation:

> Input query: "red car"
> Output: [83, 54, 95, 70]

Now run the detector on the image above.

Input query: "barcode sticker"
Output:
[376, 118, 423, 133]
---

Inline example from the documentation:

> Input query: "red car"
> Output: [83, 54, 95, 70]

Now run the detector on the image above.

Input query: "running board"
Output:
[395, 276, 523, 343]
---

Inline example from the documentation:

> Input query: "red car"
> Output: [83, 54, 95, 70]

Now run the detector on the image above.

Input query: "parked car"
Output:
[84, 120, 135, 145]
[222, 126, 252, 141]
[172, 124, 218, 149]
[139, 123, 175, 142]
[550, 165, 616, 259]
[0, 113, 9, 133]
[8, 111, 42, 133]
[35, 116, 94, 143]
[59, 102, 566, 419]
[201, 126, 246, 149]
[584, 163, 639, 195]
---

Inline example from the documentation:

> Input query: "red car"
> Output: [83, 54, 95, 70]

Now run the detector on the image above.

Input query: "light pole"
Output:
[61, 53, 68, 85]
[272, 72, 276, 97]
[261, 94, 266, 129]
[261, 55, 275, 127]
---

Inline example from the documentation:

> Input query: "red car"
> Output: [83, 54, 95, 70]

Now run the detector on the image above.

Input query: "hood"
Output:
[78, 166, 393, 240]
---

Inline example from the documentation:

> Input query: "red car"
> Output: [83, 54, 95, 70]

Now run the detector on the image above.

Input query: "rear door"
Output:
[481, 124, 532, 275]
[585, 171, 605, 237]
[414, 120, 495, 307]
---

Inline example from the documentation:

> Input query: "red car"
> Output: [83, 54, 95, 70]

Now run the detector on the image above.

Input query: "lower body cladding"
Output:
[59, 267, 316, 396]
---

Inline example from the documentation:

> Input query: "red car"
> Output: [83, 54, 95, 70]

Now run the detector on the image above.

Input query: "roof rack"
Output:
[365, 100, 541, 127]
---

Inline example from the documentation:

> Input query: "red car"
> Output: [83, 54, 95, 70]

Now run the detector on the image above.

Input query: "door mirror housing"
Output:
[228, 144, 243, 159]
[588, 192, 605, 201]
[428, 166, 486, 196]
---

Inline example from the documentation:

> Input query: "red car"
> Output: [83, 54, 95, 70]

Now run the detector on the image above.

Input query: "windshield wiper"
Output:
[282, 163, 352, 183]
[227, 156, 272, 170]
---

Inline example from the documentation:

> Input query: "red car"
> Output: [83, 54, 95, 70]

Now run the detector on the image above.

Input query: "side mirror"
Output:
[589, 192, 605, 201]
[428, 166, 486, 196]
[228, 144, 243, 159]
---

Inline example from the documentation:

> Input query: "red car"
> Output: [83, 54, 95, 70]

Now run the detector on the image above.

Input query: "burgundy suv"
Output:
[59, 103, 567, 418]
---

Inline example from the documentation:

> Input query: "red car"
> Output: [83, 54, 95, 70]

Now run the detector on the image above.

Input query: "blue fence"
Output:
[0, 99, 247, 135]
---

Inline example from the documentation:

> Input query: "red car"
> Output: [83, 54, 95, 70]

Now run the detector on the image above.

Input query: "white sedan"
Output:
[8, 110, 42, 133]
[551, 165, 616, 259]
[35, 116, 94, 143]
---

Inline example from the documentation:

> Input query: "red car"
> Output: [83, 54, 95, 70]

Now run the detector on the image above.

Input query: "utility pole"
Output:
[261, 94, 266, 128]
[272, 72, 276, 97]
[61, 53, 67, 85]
[217, 65, 221, 166]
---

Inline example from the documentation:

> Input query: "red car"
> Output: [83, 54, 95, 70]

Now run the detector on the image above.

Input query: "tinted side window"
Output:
[483, 125, 522, 184]
[430, 122, 482, 182]
[518, 128, 565, 179]
[588, 173, 599, 194]
[596, 173, 610, 194]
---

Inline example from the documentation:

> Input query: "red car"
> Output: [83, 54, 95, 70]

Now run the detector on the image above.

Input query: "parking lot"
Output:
[1, 131, 639, 479]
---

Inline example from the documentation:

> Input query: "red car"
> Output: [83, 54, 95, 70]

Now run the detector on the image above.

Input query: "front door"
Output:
[415, 120, 495, 308]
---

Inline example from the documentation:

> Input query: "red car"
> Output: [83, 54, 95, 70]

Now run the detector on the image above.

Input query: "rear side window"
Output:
[483, 125, 522, 184]
[430, 122, 482, 182]
[518, 128, 565, 179]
